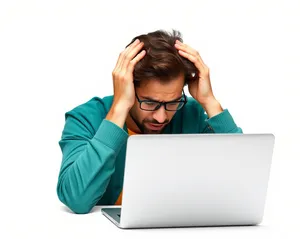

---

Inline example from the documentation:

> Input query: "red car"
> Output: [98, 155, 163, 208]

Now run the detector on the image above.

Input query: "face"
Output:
[127, 74, 185, 134]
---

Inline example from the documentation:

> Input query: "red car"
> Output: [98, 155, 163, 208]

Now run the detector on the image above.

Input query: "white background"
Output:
[0, 0, 299, 238]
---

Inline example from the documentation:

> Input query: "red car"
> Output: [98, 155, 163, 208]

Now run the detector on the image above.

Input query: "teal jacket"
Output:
[57, 95, 243, 214]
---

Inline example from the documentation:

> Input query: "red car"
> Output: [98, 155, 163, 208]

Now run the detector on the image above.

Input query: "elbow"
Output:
[68, 201, 93, 214]
[56, 179, 93, 214]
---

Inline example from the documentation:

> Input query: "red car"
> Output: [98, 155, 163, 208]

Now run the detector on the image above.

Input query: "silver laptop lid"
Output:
[120, 134, 275, 228]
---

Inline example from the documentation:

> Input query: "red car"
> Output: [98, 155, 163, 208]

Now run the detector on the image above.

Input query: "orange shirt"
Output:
[114, 128, 138, 205]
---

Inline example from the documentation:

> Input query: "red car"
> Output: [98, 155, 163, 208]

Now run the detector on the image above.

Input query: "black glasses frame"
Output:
[135, 89, 187, 111]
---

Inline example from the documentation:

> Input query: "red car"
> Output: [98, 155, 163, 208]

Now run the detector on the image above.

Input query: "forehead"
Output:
[136, 76, 185, 102]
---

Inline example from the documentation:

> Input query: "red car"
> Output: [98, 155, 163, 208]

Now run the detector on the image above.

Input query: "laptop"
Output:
[101, 133, 275, 229]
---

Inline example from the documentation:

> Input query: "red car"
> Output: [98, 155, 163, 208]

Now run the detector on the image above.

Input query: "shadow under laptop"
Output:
[119, 224, 268, 231]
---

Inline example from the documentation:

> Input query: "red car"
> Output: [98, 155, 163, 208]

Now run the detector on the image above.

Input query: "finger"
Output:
[114, 39, 140, 72]
[178, 50, 204, 73]
[175, 43, 205, 68]
[120, 41, 144, 70]
[175, 41, 198, 56]
[122, 39, 141, 58]
[115, 39, 140, 71]
[175, 41, 206, 66]
[127, 50, 146, 75]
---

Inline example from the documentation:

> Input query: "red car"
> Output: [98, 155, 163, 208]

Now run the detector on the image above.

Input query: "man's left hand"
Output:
[174, 40, 223, 117]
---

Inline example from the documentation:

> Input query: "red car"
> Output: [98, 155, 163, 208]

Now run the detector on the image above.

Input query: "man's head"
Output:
[125, 29, 198, 134]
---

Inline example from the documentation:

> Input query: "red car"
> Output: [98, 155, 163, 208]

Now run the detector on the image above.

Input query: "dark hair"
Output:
[126, 29, 199, 87]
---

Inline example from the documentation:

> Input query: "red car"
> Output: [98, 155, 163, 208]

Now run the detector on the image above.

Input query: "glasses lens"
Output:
[140, 101, 161, 111]
[166, 101, 185, 111]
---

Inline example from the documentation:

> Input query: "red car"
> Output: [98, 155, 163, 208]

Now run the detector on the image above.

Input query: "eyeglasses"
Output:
[135, 90, 187, 111]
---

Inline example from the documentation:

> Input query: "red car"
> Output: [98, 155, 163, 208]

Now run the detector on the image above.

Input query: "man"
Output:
[57, 29, 243, 214]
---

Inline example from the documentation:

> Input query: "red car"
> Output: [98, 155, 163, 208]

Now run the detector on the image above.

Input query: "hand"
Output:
[112, 39, 146, 111]
[174, 40, 223, 118]
[174, 40, 215, 106]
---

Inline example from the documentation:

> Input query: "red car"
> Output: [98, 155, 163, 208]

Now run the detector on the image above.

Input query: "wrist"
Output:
[201, 98, 223, 118]
[106, 103, 130, 128]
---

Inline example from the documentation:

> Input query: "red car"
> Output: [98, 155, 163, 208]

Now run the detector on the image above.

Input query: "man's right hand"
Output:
[112, 39, 146, 110]
[106, 39, 146, 128]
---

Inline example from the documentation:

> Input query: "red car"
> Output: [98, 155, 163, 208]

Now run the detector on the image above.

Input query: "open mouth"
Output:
[147, 123, 164, 130]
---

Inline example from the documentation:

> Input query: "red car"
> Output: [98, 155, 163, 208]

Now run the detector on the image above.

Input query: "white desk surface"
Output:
[2, 202, 298, 239]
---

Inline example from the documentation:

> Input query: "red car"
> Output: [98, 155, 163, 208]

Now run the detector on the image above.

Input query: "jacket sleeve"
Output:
[201, 109, 243, 133]
[56, 113, 128, 214]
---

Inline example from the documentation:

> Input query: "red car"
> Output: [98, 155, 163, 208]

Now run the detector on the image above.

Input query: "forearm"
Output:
[105, 103, 130, 129]
[202, 98, 223, 119]
[57, 120, 128, 214]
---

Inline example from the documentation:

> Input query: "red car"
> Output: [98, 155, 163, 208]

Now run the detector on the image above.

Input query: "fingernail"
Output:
[135, 39, 140, 43]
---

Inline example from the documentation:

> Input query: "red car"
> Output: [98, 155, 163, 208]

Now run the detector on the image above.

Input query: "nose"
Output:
[152, 105, 168, 124]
